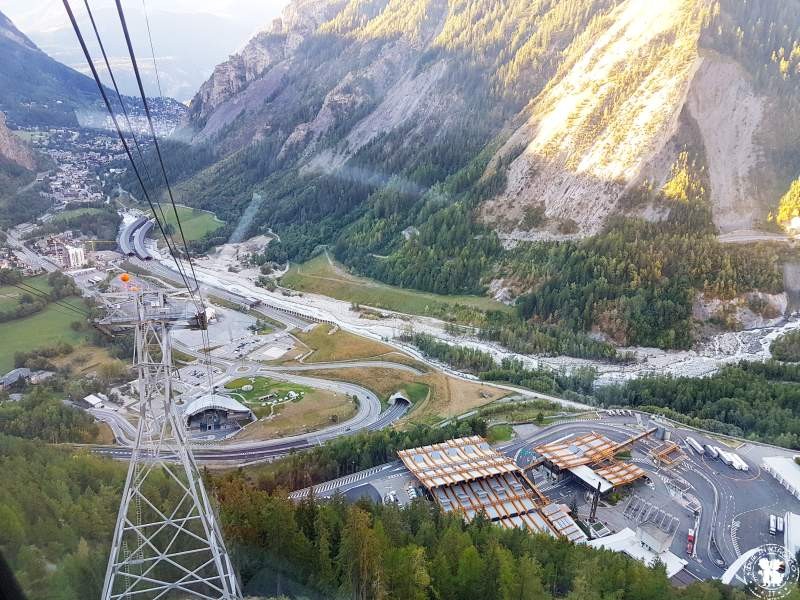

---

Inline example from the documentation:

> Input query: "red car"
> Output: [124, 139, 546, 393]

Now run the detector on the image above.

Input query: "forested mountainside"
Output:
[0, 10, 101, 127]
[117, 0, 800, 350]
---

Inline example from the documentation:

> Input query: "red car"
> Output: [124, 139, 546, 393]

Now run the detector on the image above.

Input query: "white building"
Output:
[84, 393, 108, 408]
[588, 526, 687, 579]
[65, 245, 87, 268]
[763, 456, 800, 500]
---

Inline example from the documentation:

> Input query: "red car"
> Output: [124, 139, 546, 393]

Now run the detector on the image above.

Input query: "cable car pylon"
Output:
[101, 289, 241, 600]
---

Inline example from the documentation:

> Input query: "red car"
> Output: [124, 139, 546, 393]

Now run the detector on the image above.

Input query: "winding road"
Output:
[88, 253, 589, 464]
[90, 319, 413, 463]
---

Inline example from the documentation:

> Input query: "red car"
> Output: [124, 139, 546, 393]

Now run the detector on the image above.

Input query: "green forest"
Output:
[30, 203, 121, 242]
[214, 473, 772, 600]
[402, 331, 597, 400]
[597, 361, 800, 449]
[0, 156, 49, 227]
[772, 330, 800, 362]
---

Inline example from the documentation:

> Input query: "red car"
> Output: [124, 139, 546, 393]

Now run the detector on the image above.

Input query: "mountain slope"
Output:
[174, 0, 798, 239]
[482, 0, 709, 236]
[0, 112, 35, 171]
[0, 10, 100, 127]
[0, 111, 48, 228]
[112, 0, 799, 350]
[2, 1, 288, 102]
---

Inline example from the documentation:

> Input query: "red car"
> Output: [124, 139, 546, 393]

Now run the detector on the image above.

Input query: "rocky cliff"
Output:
[0, 111, 34, 171]
[181, 0, 798, 240]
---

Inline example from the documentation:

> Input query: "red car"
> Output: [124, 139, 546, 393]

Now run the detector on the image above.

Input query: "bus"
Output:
[770, 514, 777, 535]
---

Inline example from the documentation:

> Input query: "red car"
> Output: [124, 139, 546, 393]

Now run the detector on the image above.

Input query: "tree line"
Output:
[213, 471, 763, 600]
[596, 360, 800, 449]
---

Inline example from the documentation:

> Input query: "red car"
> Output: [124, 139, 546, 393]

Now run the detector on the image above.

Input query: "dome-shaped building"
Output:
[183, 393, 254, 433]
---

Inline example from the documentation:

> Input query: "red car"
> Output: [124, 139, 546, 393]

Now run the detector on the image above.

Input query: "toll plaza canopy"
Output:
[535, 432, 618, 469]
[568, 465, 613, 494]
[399, 436, 587, 543]
[398, 435, 519, 488]
[535, 431, 648, 489]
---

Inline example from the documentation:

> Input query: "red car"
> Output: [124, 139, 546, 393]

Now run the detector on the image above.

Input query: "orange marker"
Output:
[120, 273, 131, 283]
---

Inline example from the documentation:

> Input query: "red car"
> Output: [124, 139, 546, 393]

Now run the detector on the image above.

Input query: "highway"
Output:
[90, 330, 411, 462]
[131, 257, 594, 411]
[275, 360, 425, 375]
[128, 257, 312, 330]
[6, 227, 59, 273]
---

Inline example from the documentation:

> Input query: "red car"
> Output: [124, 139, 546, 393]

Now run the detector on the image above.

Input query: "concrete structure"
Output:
[65, 244, 86, 268]
[84, 393, 109, 408]
[588, 526, 687, 579]
[132, 219, 155, 260]
[183, 393, 254, 432]
[399, 436, 587, 542]
[763, 456, 800, 500]
[117, 216, 146, 256]
[568, 464, 613, 494]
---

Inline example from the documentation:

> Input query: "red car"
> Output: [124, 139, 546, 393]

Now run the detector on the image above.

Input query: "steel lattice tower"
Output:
[101, 291, 241, 600]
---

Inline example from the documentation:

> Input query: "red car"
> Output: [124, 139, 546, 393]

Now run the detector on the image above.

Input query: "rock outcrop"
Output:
[0, 111, 34, 171]
[183, 0, 797, 242]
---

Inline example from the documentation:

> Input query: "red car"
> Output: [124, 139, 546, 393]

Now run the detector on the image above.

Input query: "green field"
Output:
[401, 382, 430, 404]
[486, 424, 514, 443]
[148, 204, 224, 242]
[0, 299, 89, 372]
[281, 253, 509, 320]
[0, 275, 52, 312]
[225, 376, 313, 417]
[50, 207, 106, 223]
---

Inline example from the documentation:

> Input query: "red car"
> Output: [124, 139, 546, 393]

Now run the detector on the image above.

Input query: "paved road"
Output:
[6, 228, 59, 273]
[277, 360, 424, 375]
[90, 337, 410, 462]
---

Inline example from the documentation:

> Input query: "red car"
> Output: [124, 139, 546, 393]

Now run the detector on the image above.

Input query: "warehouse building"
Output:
[398, 435, 587, 543]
